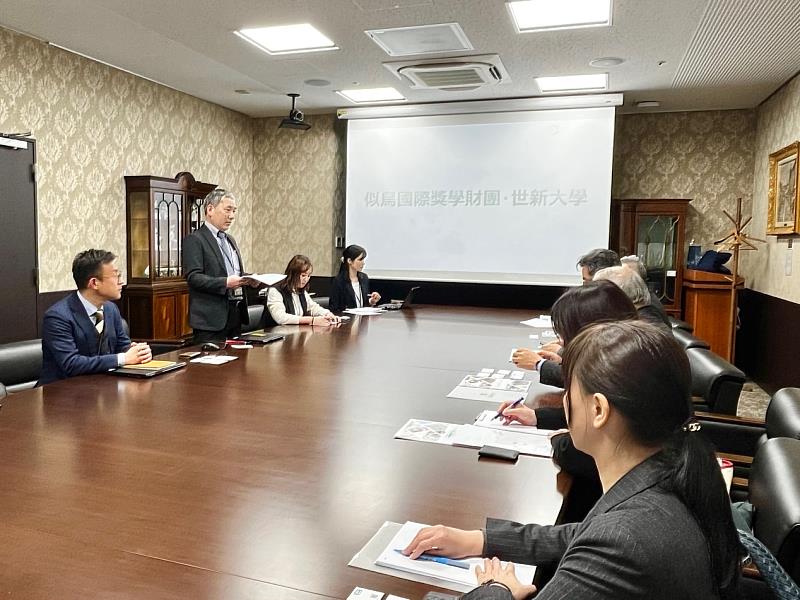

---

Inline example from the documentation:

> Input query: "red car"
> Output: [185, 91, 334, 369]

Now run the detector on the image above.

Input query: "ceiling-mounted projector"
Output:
[279, 93, 311, 130]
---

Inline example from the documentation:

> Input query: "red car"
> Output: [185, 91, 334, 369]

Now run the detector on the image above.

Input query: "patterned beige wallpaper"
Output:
[251, 114, 345, 277]
[0, 27, 254, 293]
[613, 110, 756, 254]
[740, 73, 800, 304]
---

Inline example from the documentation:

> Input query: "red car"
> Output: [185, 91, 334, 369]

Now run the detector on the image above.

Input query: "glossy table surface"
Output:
[0, 306, 568, 599]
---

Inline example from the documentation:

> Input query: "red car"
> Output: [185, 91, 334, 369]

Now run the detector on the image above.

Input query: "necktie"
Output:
[94, 309, 107, 353]
[217, 231, 236, 276]
[738, 528, 800, 599]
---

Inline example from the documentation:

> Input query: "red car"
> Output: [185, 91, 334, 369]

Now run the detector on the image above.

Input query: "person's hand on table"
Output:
[310, 315, 334, 327]
[475, 557, 538, 600]
[511, 348, 542, 370]
[538, 350, 561, 364]
[538, 341, 562, 354]
[124, 342, 152, 365]
[402, 525, 484, 559]
[496, 400, 537, 427]
[368, 291, 381, 306]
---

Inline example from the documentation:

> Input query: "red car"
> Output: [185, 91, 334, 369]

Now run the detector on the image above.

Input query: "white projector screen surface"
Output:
[345, 107, 615, 286]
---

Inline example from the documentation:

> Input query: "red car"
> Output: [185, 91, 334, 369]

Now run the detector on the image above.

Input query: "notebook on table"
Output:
[382, 286, 420, 311]
[234, 330, 285, 344]
[110, 360, 187, 378]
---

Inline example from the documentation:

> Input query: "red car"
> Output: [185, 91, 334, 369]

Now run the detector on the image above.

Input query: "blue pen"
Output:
[394, 549, 471, 570]
[493, 396, 524, 420]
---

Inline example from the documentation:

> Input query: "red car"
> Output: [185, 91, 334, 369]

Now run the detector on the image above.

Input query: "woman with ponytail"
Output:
[403, 321, 741, 600]
[328, 245, 381, 313]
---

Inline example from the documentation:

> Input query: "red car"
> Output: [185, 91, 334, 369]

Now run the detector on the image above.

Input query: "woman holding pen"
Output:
[404, 321, 741, 600]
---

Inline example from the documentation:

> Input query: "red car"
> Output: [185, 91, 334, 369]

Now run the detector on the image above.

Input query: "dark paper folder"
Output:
[235, 331, 285, 345]
[111, 361, 187, 378]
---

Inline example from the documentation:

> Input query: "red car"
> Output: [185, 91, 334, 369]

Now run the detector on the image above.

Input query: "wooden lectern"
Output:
[682, 269, 744, 362]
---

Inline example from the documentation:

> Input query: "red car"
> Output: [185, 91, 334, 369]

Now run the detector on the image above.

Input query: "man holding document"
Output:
[183, 189, 258, 343]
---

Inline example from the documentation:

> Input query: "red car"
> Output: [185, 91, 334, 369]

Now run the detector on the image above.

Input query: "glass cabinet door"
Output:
[153, 191, 183, 278]
[129, 191, 151, 279]
[636, 214, 679, 305]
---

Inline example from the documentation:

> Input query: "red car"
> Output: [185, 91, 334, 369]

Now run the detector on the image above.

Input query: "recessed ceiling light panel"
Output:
[234, 24, 338, 55]
[535, 73, 608, 93]
[337, 87, 406, 104]
[507, 0, 612, 33]
[365, 23, 473, 56]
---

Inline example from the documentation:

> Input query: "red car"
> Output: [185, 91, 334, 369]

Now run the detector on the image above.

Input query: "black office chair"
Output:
[746, 437, 800, 590]
[668, 316, 694, 333]
[689, 347, 746, 415]
[241, 304, 265, 334]
[672, 327, 711, 350]
[0, 339, 43, 392]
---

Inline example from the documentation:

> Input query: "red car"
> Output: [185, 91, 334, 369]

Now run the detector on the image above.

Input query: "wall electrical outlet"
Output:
[335, 236, 345, 248]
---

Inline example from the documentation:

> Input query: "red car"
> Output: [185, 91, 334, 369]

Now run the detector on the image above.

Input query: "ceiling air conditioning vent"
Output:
[384, 54, 510, 91]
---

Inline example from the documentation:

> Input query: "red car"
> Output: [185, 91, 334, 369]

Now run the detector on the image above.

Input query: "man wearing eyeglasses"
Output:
[39, 249, 152, 385]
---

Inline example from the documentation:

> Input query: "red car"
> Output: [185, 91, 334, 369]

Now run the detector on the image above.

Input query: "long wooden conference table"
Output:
[0, 306, 568, 599]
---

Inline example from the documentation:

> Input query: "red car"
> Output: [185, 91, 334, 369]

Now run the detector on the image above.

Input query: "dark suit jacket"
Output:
[329, 271, 371, 313]
[464, 454, 723, 600]
[539, 360, 563, 388]
[39, 292, 131, 385]
[183, 225, 248, 332]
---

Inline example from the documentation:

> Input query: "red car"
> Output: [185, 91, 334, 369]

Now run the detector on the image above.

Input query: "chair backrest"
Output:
[0, 339, 43, 392]
[750, 437, 800, 584]
[687, 347, 745, 415]
[668, 316, 694, 333]
[672, 327, 711, 350]
[241, 304, 265, 334]
[767, 388, 800, 441]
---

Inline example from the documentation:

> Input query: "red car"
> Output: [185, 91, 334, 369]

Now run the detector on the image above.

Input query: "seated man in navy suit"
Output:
[39, 249, 151, 385]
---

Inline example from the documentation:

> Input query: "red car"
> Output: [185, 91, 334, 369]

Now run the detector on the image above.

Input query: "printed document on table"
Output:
[190, 355, 238, 365]
[450, 424, 553, 457]
[473, 410, 554, 436]
[394, 419, 458, 445]
[344, 307, 385, 315]
[520, 315, 552, 328]
[375, 521, 536, 588]
[241, 273, 286, 286]
[447, 374, 531, 404]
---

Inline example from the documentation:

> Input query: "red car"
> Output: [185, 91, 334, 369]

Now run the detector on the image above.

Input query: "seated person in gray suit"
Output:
[39, 249, 151, 385]
[593, 265, 672, 334]
[404, 321, 741, 600]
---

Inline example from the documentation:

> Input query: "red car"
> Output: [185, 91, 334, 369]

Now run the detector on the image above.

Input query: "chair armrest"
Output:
[695, 411, 765, 427]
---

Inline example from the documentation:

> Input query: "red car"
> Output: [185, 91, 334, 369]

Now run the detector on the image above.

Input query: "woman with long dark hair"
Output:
[265, 255, 339, 326]
[404, 321, 741, 600]
[328, 244, 381, 313]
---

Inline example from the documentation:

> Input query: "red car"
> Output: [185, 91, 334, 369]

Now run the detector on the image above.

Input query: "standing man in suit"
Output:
[39, 249, 152, 385]
[183, 189, 250, 343]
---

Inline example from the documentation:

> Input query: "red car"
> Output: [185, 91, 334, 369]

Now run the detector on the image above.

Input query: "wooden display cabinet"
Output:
[122, 172, 217, 341]
[610, 198, 691, 317]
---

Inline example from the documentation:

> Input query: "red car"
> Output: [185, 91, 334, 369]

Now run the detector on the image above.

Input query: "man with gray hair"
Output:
[593, 266, 671, 333]
[183, 188, 251, 343]
[576, 248, 620, 283]
[619, 254, 671, 325]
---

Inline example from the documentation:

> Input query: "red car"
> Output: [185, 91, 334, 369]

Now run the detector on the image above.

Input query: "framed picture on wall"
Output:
[767, 141, 799, 235]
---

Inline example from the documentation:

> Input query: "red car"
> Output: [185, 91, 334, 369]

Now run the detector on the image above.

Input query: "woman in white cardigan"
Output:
[266, 255, 339, 326]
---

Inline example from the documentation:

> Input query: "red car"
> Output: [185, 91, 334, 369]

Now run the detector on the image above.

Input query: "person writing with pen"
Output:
[402, 321, 741, 600]
[265, 255, 341, 326]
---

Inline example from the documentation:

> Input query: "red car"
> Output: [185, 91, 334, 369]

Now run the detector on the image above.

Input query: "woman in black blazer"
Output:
[328, 245, 381, 313]
[403, 321, 741, 600]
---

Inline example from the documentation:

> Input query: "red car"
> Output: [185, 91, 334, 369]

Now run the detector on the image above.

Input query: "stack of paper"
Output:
[242, 273, 286, 286]
[520, 315, 552, 328]
[447, 374, 531, 404]
[393, 419, 459, 445]
[375, 521, 536, 588]
[190, 355, 238, 365]
[344, 307, 384, 316]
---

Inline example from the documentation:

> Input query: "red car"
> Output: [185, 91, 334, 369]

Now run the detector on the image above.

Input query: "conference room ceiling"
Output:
[1, 0, 798, 117]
